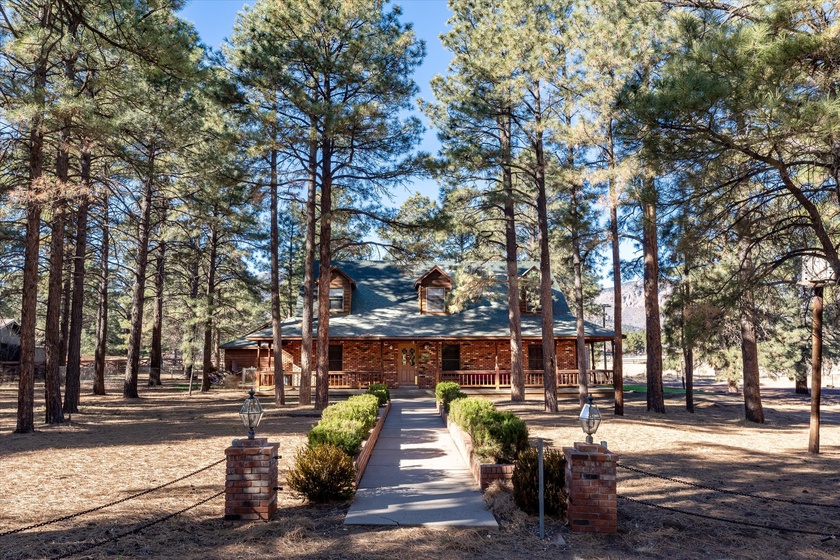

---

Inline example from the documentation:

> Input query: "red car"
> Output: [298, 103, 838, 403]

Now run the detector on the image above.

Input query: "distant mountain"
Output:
[592, 280, 670, 332]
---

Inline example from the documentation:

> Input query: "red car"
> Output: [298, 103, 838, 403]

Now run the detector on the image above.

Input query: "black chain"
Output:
[617, 463, 840, 509]
[618, 495, 837, 540]
[50, 490, 225, 560]
[0, 458, 226, 537]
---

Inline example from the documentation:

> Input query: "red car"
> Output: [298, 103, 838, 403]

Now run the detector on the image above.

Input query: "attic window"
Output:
[329, 288, 344, 312]
[426, 287, 446, 313]
[525, 296, 542, 314]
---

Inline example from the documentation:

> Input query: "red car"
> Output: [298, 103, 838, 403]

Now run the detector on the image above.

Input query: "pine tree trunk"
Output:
[738, 234, 764, 424]
[500, 110, 525, 402]
[93, 195, 109, 396]
[299, 135, 318, 406]
[573, 231, 588, 408]
[16, 43, 48, 432]
[642, 178, 665, 413]
[149, 241, 164, 386]
[269, 148, 285, 405]
[795, 373, 809, 394]
[63, 151, 91, 412]
[610, 178, 624, 416]
[123, 145, 156, 398]
[681, 270, 694, 413]
[44, 114, 71, 424]
[315, 134, 333, 411]
[533, 87, 557, 412]
[59, 249, 73, 368]
[184, 253, 200, 388]
[202, 226, 218, 392]
[809, 286, 823, 453]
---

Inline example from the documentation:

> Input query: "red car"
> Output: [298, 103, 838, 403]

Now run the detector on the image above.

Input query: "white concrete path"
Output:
[344, 398, 498, 528]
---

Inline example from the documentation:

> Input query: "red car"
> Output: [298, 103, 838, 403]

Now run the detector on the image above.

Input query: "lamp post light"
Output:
[579, 395, 602, 444]
[239, 389, 264, 439]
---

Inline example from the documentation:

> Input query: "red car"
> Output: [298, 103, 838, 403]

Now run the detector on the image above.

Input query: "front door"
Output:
[397, 343, 417, 385]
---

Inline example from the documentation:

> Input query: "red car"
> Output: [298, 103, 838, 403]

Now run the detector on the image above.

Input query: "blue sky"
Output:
[177, 0, 452, 207]
[176, 1, 635, 281]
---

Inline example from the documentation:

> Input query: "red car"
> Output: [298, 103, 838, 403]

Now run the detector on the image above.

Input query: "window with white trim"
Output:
[425, 287, 446, 313]
[329, 288, 344, 312]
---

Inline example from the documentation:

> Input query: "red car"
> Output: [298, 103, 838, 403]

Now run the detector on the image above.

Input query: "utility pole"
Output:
[600, 303, 611, 371]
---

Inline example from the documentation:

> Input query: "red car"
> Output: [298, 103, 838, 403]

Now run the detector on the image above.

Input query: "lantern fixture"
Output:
[579, 395, 602, 444]
[239, 389, 264, 439]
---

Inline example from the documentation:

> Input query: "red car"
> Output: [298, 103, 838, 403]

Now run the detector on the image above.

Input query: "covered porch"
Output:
[231, 336, 617, 392]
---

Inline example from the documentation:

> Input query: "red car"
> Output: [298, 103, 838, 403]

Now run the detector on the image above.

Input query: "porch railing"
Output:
[444, 369, 614, 388]
[256, 370, 384, 390]
[255, 368, 612, 390]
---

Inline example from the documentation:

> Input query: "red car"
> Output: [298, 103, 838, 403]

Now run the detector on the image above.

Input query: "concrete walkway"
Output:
[344, 398, 499, 528]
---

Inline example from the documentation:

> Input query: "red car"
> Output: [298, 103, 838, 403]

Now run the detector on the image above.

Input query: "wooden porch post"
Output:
[255, 342, 261, 390]
[437, 341, 441, 387]
[494, 340, 500, 390]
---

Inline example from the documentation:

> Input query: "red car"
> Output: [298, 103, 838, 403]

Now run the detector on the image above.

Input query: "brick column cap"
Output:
[230, 437, 269, 447]
[563, 442, 619, 462]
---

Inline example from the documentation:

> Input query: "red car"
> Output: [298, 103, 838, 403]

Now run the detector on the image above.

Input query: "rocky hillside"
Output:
[593, 280, 669, 332]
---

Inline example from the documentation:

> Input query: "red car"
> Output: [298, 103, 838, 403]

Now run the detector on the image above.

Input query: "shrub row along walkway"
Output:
[344, 398, 499, 528]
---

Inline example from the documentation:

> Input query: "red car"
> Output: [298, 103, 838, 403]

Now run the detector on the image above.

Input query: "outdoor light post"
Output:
[226, 389, 278, 522]
[566, 395, 618, 534]
[239, 389, 264, 439]
[579, 395, 602, 444]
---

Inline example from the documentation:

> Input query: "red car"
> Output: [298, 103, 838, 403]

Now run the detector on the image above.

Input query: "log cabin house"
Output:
[221, 261, 616, 391]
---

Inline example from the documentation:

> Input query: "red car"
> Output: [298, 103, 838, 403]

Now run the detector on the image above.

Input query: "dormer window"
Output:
[520, 266, 542, 314]
[426, 287, 446, 313]
[415, 265, 454, 314]
[524, 296, 542, 314]
[329, 288, 344, 312]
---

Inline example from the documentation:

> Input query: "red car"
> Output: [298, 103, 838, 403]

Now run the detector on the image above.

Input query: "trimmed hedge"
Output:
[308, 394, 380, 456]
[366, 383, 390, 406]
[449, 396, 495, 434]
[321, 394, 379, 432]
[448, 396, 529, 464]
[473, 411, 529, 464]
[435, 381, 467, 413]
[308, 418, 365, 456]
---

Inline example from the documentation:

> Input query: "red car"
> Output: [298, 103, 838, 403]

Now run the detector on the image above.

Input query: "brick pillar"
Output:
[564, 442, 618, 533]
[225, 437, 279, 521]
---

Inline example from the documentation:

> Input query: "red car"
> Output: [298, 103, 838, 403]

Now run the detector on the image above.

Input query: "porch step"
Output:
[390, 386, 434, 399]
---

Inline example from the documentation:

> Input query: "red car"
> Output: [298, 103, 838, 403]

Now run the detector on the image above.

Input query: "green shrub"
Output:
[308, 419, 365, 456]
[473, 411, 529, 464]
[448, 396, 495, 434]
[512, 446, 566, 517]
[435, 381, 466, 413]
[448, 398, 528, 463]
[321, 394, 378, 432]
[287, 444, 356, 503]
[366, 383, 390, 406]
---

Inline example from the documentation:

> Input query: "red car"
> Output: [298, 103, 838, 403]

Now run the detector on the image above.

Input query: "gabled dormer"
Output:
[414, 265, 454, 314]
[327, 266, 356, 315]
[519, 266, 543, 314]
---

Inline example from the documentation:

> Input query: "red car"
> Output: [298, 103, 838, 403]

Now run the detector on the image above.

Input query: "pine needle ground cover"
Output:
[0, 380, 838, 560]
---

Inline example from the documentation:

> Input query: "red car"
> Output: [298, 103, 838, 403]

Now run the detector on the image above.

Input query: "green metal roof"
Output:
[221, 260, 614, 348]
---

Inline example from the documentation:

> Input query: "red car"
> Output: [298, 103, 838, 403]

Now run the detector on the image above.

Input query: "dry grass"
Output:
[1, 380, 838, 560]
